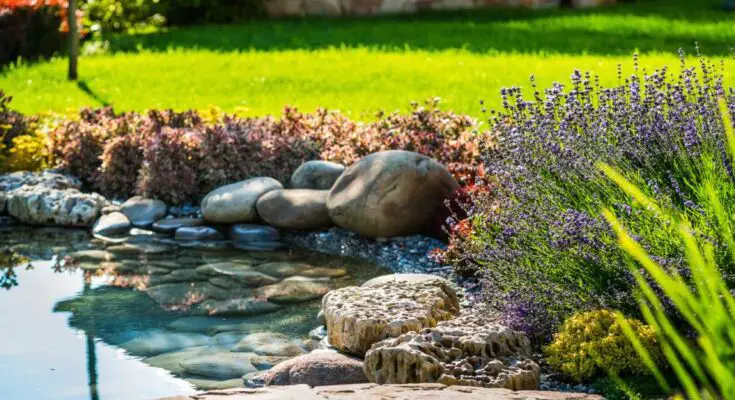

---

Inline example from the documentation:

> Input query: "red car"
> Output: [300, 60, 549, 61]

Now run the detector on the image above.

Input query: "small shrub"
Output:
[96, 132, 146, 199]
[3, 132, 48, 172]
[81, 0, 164, 33]
[545, 309, 661, 382]
[136, 127, 199, 204]
[48, 119, 107, 184]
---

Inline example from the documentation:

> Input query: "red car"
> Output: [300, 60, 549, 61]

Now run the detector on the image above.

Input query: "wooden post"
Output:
[67, 0, 78, 81]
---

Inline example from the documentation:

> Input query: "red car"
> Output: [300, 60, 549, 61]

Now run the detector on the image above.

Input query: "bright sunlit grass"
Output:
[1, 0, 734, 118]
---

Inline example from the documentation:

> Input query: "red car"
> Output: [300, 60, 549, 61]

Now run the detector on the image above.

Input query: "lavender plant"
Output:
[452, 52, 735, 344]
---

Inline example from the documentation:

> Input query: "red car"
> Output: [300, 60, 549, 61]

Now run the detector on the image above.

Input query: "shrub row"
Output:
[0, 1, 66, 66]
[48, 99, 489, 204]
[82, 0, 265, 33]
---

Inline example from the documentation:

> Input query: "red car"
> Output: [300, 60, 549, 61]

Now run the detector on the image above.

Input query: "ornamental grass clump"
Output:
[448, 52, 735, 343]
[600, 104, 735, 398]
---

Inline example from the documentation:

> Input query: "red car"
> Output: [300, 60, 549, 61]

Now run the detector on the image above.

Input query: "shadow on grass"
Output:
[102, 0, 735, 56]
[77, 80, 110, 107]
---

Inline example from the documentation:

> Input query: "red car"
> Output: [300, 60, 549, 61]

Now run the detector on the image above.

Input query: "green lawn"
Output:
[2, 0, 735, 119]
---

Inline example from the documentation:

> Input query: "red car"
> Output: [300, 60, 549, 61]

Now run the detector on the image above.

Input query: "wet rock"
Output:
[256, 276, 331, 303]
[290, 160, 346, 190]
[148, 268, 205, 285]
[120, 331, 212, 356]
[230, 224, 283, 251]
[167, 316, 257, 334]
[253, 261, 312, 278]
[234, 241, 284, 252]
[68, 249, 115, 263]
[196, 298, 282, 316]
[145, 281, 210, 309]
[322, 277, 460, 356]
[107, 242, 174, 257]
[299, 267, 347, 279]
[255, 189, 332, 230]
[201, 177, 282, 223]
[364, 313, 539, 390]
[121, 196, 167, 227]
[196, 262, 279, 287]
[6, 186, 106, 227]
[175, 226, 224, 241]
[152, 217, 204, 233]
[92, 212, 131, 236]
[231, 332, 306, 356]
[327, 150, 459, 238]
[144, 345, 218, 374]
[181, 351, 258, 379]
[258, 350, 368, 387]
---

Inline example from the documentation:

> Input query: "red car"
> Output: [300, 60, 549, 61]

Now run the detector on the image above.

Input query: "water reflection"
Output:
[0, 225, 387, 399]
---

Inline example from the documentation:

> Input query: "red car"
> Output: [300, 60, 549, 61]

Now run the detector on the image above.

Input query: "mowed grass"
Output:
[1, 0, 735, 119]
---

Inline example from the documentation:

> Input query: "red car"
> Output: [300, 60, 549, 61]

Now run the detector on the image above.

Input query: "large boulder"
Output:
[364, 313, 539, 390]
[255, 189, 331, 230]
[5, 185, 106, 227]
[321, 277, 460, 356]
[326, 150, 459, 238]
[201, 178, 282, 224]
[257, 350, 368, 387]
[290, 161, 346, 190]
[120, 196, 167, 227]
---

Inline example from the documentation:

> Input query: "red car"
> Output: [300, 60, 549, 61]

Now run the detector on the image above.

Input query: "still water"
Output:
[0, 226, 387, 400]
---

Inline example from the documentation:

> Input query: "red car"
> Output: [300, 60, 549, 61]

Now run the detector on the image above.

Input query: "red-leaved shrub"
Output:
[136, 127, 199, 204]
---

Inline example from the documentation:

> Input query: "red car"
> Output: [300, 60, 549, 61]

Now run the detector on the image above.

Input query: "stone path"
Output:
[161, 383, 603, 400]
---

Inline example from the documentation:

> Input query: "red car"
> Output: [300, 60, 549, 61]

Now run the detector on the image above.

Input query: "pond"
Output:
[0, 225, 389, 400]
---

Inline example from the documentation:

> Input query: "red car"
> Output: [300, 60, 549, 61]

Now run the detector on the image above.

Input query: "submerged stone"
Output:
[231, 332, 306, 357]
[181, 351, 258, 379]
[120, 331, 212, 357]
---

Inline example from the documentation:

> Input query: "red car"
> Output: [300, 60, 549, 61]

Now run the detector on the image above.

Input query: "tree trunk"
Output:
[67, 0, 78, 81]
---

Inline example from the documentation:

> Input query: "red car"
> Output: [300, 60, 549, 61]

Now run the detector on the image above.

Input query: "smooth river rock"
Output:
[256, 276, 331, 304]
[290, 160, 346, 190]
[326, 150, 459, 238]
[92, 211, 131, 236]
[175, 226, 224, 241]
[195, 262, 279, 287]
[364, 313, 539, 390]
[120, 196, 168, 227]
[322, 277, 460, 356]
[201, 177, 282, 223]
[255, 189, 332, 230]
[120, 332, 212, 357]
[152, 217, 204, 233]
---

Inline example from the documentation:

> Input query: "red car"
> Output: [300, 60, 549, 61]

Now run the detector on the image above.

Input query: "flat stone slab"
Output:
[160, 383, 604, 400]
